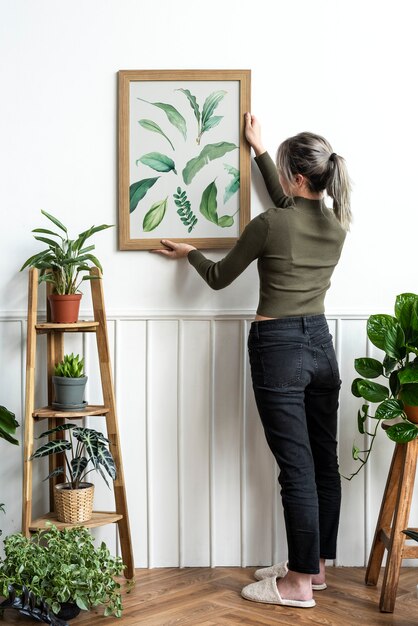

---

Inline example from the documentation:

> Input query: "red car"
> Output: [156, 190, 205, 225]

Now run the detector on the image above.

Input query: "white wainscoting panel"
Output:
[1, 313, 418, 569]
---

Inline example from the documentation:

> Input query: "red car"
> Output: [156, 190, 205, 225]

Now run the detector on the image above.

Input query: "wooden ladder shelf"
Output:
[22, 267, 134, 579]
[365, 434, 418, 612]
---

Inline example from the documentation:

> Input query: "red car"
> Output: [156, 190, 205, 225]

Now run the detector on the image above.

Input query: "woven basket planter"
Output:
[54, 482, 94, 523]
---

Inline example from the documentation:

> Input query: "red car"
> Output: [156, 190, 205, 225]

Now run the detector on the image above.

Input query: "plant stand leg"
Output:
[365, 443, 405, 586]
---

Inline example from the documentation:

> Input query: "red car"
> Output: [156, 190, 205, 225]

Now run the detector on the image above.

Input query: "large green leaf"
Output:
[30, 439, 71, 459]
[356, 379, 389, 403]
[143, 198, 168, 232]
[354, 358, 383, 379]
[395, 293, 418, 339]
[398, 365, 418, 384]
[138, 119, 174, 150]
[384, 322, 405, 359]
[71, 456, 88, 480]
[0, 405, 19, 444]
[38, 422, 78, 439]
[386, 421, 418, 443]
[97, 445, 117, 480]
[201, 90, 226, 128]
[375, 399, 405, 420]
[351, 378, 363, 398]
[200, 181, 218, 224]
[129, 177, 160, 213]
[176, 88, 200, 122]
[41, 209, 68, 234]
[367, 314, 399, 351]
[137, 152, 177, 174]
[138, 99, 187, 140]
[72, 427, 99, 467]
[182, 142, 238, 185]
[399, 383, 418, 405]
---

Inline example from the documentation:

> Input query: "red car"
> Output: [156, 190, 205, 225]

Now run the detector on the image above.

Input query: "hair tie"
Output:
[329, 152, 337, 162]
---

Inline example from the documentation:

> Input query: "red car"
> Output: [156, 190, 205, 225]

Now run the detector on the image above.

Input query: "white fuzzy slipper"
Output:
[241, 576, 316, 608]
[254, 561, 327, 590]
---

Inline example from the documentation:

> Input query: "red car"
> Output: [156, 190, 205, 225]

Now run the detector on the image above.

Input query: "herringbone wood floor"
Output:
[3, 567, 418, 625]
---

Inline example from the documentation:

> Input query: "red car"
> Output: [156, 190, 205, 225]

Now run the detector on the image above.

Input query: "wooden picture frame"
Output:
[118, 69, 251, 250]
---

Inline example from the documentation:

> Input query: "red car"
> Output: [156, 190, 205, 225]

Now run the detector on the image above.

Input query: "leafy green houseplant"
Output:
[0, 524, 124, 618]
[20, 210, 112, 322]
[30, 423, 116, 523]
[0, 405, 19, 526]
[350, 293, 418, 478]
[52, 353, 87, 409]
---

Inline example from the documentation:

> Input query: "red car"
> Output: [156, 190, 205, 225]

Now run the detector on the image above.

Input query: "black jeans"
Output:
[248, 314, 341, 575]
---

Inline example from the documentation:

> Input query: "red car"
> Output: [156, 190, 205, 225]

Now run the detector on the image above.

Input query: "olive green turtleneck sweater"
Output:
[187, 151, 346, 318]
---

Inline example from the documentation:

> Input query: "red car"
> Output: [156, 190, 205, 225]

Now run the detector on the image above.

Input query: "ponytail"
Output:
[276, 132, 352, 231]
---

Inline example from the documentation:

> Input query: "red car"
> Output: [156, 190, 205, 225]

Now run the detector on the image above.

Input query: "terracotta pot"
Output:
[48, 293, 82, 323]
[404, 404, 418, 424]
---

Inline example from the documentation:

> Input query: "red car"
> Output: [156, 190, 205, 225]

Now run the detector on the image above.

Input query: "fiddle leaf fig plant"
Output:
[20, 210, 113, 294]
[349, 293, 418, 479]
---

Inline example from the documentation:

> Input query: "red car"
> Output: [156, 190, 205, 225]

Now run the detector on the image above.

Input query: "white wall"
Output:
[1, 0, 418, 566]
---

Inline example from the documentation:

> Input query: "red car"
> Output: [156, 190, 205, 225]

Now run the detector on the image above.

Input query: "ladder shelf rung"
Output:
[29, 511, 123, 531]
[33, 405, 110, 420]
[35, 321, 99, 334]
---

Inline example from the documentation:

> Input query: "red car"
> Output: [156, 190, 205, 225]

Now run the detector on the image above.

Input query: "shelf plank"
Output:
[35, 321, 99, 334]
[29, 511, 123, 531]
[33, 405, 110, 420]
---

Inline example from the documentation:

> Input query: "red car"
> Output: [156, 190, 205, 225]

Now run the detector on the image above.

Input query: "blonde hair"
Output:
[276, 131, 352, 231]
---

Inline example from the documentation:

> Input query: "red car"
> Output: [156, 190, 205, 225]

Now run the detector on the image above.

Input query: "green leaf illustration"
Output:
[183, 142, 238, 185]
[137, 152, 177, 174]
[218, 215, 234, 228]
[177, 88, 200, 122]
[199, 180, 234, 228]
[138, 119, 174, 150]
[129, 177, 160, 213]
[223, 164, 240, 203]
[138, 99, 187, 140]
[173, 187, 198, 233]
[200, 181, 218, 224]
[202, 115, 223, 133]
[143, 197, 168, 232]
[201, 90, 226, 128]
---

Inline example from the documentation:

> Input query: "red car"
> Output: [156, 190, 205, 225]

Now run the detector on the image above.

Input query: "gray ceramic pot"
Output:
[52, 376, 87, 408]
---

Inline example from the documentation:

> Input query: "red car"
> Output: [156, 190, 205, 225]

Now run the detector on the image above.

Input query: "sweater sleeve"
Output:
[187, 214, 269, 290]
[254, 151, 292, 208]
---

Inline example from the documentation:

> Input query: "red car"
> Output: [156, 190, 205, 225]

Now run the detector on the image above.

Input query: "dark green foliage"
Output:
[173, 187, 198, 233]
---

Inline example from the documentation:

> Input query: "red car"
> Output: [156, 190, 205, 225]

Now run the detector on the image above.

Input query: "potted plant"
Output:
[0, 524, 125, 619]
[30, 424, 116, 524]
[349, 292, 418, 478]
[20, 210, 112, 323]
[0, 405, 19, 532]
[52, 353, 87, 410]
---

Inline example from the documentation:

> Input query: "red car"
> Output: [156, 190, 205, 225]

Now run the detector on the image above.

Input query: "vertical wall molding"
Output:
[2, 313, 416, 567]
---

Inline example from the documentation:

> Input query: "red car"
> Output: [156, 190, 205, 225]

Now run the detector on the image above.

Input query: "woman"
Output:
[155, 114, 351, 609]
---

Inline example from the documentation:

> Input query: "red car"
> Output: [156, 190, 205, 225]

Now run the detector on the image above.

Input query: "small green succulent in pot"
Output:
[52, 353, 87, 408]
[20, 210, 113, 295]
[54, 352, 85, 378]
[349, 293, 418, 478]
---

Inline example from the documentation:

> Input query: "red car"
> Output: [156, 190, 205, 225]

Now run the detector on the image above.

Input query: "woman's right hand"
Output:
[244, 113, 266, 157]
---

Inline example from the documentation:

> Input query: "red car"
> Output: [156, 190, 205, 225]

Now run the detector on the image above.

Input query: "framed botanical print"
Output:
[118, 69, 251, 250]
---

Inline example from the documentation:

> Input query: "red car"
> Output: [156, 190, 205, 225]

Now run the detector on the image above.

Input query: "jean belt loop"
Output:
[302, 317, 307, 334]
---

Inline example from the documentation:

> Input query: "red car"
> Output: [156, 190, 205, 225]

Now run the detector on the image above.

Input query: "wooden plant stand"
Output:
[365, 434, 418, 612]
[22, 267, 134, 579]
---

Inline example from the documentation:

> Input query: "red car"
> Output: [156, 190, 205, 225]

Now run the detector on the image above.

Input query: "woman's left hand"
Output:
[153, 239, 196, 259]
